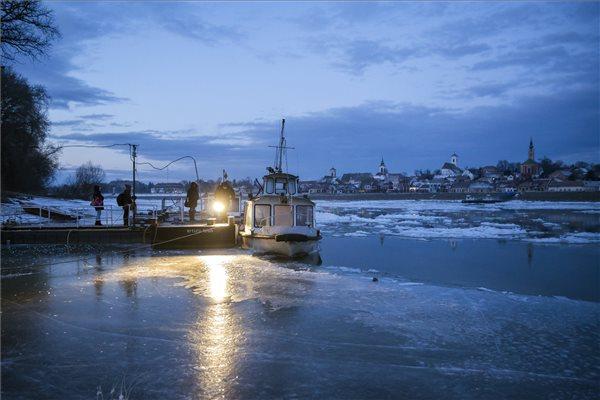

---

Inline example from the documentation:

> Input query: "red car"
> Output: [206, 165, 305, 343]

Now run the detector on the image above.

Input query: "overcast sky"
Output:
[13, 1, 600, 182]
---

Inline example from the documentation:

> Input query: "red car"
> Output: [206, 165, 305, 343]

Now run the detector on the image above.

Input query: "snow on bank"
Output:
[1, 195, 167, 226]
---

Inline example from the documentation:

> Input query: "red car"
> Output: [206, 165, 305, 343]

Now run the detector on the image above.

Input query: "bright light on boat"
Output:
[212, 201, 225, 212]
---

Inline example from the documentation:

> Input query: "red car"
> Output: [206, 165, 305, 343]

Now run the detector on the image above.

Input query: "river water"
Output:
[1, 200, 599, 399]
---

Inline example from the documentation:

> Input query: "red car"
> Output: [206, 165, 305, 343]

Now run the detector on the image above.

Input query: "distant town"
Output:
[300, 140, 600, 195]
[84, 139, 599, 197]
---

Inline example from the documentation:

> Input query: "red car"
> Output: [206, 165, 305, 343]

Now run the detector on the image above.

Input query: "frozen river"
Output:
[1, 200, 599, 399]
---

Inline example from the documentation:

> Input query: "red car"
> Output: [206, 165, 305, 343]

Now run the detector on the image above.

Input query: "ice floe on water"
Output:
[315, 199, 600, 243]
[317, 199, 600, 212]
[526, 232, 600, 244]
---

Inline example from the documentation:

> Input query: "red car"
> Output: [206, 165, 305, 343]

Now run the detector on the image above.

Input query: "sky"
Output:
[11, 1, 600, 182]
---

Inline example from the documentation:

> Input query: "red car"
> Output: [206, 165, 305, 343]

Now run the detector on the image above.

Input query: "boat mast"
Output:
[276, 119, 285, 172]
[269, 118, 294, 174]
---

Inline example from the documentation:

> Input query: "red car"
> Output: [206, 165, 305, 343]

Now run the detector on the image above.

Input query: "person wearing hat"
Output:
[116, 184, 133, 227]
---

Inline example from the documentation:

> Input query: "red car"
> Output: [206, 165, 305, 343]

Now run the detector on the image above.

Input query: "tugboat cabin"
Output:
[243, 172, 314, 230]
[262, 172, 298, 196]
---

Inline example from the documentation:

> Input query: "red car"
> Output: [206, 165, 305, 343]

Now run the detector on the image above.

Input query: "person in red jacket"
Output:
[91, 185, 104, 226]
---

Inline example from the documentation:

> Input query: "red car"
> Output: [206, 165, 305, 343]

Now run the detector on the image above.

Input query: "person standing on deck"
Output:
[186, 181, 199, 222]
[91, 185, 104, 226]
[116, 185, 133, 227]
[214, 171, 235, 223]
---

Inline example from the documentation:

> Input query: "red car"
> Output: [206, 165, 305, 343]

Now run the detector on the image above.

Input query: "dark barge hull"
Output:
[1, 223, 237, 249]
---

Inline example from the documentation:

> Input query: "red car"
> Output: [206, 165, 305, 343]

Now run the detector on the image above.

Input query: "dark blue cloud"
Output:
[300, 3, 598, 79]
[13, 44, 128, 109]
[79, 113, 114, 120]
[463, 82, 515, 98]
[473, 46, 571, 71]
[329, 39, 416, 74]
[52, 120, 84, 127]
[158, 12, 243, 44]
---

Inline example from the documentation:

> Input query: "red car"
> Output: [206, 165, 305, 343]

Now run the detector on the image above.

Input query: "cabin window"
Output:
[275, 179, 287, 194]
[254, 204, 271, 227]
[295, 205, 313, 227]
[274, 205, 293, 226]
[288, 180, 297, 194]
[265, 179, 274, 194]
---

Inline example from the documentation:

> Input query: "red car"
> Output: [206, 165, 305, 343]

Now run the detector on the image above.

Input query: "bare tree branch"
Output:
[1, 0, 60, 63]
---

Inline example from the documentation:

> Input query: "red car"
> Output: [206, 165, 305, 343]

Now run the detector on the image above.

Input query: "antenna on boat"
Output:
[269, 118, 294, 173]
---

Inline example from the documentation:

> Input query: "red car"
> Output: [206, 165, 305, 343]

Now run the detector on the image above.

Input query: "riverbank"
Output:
[309, 191, 600, 201]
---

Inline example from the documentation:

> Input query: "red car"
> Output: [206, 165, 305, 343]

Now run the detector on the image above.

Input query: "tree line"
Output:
[1, 0, 60, 196]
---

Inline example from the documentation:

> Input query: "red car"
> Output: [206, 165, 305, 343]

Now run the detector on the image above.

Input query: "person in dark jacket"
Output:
[116, 185, 133, 227]
[186, 181, 199, 222]
[215, 180, 235, 206]
[214, 180, 235, 223]
[91, 185, 104, 226]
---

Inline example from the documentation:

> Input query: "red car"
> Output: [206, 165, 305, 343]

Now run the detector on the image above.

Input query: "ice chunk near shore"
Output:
[526, 232, 600, 244]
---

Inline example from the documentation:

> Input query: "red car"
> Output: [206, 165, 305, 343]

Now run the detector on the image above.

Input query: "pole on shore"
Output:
[131, 144, 138, 227]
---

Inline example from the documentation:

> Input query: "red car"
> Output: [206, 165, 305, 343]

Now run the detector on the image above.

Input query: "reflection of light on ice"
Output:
[191, 255, 240, 398]
[202, 255, 228, 303]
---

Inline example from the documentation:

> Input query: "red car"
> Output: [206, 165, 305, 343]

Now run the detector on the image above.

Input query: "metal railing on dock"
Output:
[1, 204, 158, 228]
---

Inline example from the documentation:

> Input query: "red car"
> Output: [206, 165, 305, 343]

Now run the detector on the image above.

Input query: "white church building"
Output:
[439, 153, 463, 178]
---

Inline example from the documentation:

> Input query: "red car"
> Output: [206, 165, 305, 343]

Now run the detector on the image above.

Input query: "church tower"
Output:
[528, 138, 535, 160]
[451, 153, 458, 166]
[379, 157, 388, 175]
[330, 167, 336, 178]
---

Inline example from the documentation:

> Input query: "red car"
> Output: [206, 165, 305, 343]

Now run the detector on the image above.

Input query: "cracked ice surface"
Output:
[315, 200, 600, 243]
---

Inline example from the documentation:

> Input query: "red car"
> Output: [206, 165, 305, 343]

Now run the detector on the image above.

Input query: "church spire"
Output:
[528, 138, 535, 160]
[379, 157, 387, 175]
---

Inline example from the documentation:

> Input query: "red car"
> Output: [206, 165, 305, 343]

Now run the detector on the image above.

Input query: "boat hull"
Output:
[241, 235, 320, 258]
[462, 199, 502, 204]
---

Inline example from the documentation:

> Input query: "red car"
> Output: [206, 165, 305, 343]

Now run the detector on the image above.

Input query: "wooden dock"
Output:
[1, 223, 237, 249]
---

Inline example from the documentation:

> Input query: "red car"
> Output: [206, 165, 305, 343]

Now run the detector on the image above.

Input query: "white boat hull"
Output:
[241, 235, 320, 258]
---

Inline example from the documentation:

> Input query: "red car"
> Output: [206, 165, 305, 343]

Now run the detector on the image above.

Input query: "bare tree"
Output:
[74, 162, 105, 198]
[1, 0, 60, 63]
[75, 162, 105, 187]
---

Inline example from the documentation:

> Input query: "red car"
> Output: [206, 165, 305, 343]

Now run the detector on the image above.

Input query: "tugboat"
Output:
[239, 119, 321, 257]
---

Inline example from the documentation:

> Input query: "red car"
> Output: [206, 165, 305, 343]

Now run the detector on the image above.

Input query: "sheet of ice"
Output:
[316, 199, 600, 243]
[2, 249, 597, 399]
